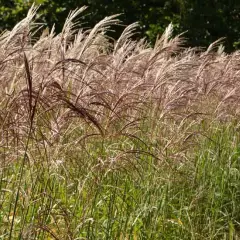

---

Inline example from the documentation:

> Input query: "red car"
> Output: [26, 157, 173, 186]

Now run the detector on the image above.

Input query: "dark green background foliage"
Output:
[0, 0, 239, 51]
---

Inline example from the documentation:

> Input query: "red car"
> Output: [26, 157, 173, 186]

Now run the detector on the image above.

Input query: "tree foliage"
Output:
[178, 0, 240, 50]
[0, 0, 239, 51]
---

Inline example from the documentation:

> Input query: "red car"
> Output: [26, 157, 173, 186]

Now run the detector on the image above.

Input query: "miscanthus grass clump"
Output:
[0, 5, 240, 239]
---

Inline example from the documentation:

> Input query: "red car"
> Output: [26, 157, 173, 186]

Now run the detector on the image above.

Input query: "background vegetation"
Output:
[0, 4, 240, 240]
[0, 0, 239, 52]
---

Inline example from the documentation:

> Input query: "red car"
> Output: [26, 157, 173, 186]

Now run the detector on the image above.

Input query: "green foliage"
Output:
[0, 0, 239, 51]
[178, 0, 240, 51]
[0, 6, 240, 238]
[1, 121, 240, 239]
[0, 0, 30, 30]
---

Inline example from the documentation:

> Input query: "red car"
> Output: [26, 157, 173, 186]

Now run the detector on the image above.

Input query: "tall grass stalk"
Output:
[0, 5, 240, 239]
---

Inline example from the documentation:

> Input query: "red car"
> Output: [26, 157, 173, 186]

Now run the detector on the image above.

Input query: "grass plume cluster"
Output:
[0, 5, 240, 239]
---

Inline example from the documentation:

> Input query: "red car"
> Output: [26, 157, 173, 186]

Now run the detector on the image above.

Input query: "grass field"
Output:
[0, 5, 240, 239]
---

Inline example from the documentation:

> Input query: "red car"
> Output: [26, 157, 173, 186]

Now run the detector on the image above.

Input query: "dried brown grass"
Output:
[0, 5, 240, 165]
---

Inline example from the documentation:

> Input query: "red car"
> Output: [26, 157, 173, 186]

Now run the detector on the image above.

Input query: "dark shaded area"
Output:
[0, 0, 239, 52]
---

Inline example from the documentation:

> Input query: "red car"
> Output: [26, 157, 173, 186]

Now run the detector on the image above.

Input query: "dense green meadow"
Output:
[0, 6, 240, 239]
